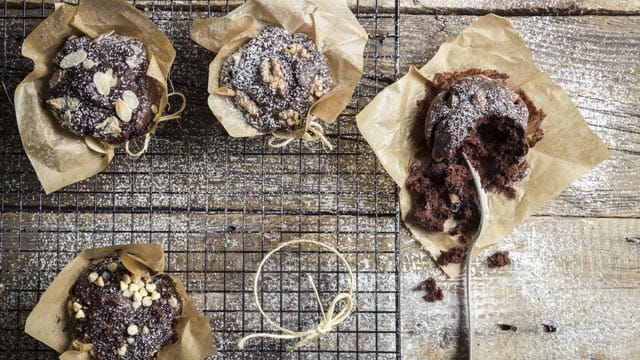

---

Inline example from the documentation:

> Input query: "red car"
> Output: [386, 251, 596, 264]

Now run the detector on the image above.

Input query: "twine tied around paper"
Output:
[268, 119, 334, 152]
[125, 92, 187, 157]
[238, 239, 355, 352]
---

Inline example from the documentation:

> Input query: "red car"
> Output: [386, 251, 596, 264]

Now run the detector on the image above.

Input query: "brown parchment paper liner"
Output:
[356, 14, 611, 277]
[15, 0, 176, 194]
[190, 0, 367, 141]
[25, 244, 216, 359]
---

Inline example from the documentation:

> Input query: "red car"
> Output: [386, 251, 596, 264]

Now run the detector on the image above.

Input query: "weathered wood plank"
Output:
[400, 216, 640, 359]
[4, 0, 640, 14]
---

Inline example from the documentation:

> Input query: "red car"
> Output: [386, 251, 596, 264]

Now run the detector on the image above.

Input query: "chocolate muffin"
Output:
[406, 69, 546, 243]
[47, 33, 163, 144]
[219, 26, 333, 132]
[68, 256, 182, 359]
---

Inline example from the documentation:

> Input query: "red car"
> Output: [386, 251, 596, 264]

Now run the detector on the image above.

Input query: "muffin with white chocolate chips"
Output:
[46, 32, 163, 144]
[219, 26, 333, 132]
[68, 255, 182, 360]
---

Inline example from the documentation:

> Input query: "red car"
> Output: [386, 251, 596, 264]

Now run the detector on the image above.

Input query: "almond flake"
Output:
[116, 99, 132, 122]
[95, 116, 121, 135]
[122, 90, 139, 110]
[60, 50, 87, 69]
[82, 59, 99, 69]
[214, 87, 236, 97]
[93, 70, 116, 96]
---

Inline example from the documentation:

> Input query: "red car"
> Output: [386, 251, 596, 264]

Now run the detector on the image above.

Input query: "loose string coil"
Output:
[125, 92, 187, 157]
[268, 119, 334, 152]
[237, 239, 355, 352]
[461, 153, 489, 360]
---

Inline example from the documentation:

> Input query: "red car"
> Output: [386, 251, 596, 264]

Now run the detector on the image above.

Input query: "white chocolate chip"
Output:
[131, 275, 141, 284]
[72, 302, 82, 312]
[95, 276, 105, 287]
[145, 283, 156, 293]
[150, 291, 161, 301]
[128, 283, 139, 293]
[87, 272, 99, 283]
[127, 324, 139, 336]
[142, 326, 149, 334]
[132, 292, 143, 302]
[107, 263, 118, 272]
[117, 345, 127, 356]
[139, 288, 148, 297]
[75, 309, 86, 319]
[168, 296, 178, 308]
[151, 105, 159, 114]
[122, 289, 132, 298]
[123, 274, 131, 284]
[142, 297, 152, 307]
[120, 281, 128, 291]
[132, 301, 142, 309]
[127, 337, 135, 344]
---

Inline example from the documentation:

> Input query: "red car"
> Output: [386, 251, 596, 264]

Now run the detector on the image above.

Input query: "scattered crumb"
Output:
[415, 277, 444, 302]
[625, 237, 640, 244]
[487, 251, 512, 268]
[497, 324, 517, 331]
[436, 247, 466, 266]
[542, 323, 558, 333]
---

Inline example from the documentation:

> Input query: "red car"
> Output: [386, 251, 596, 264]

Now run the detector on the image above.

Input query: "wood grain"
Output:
[5, 0, 640, 14]
[0, 4, 638, 360]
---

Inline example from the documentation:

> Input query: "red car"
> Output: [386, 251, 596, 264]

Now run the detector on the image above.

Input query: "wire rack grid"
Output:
[0, 0, 401, 358]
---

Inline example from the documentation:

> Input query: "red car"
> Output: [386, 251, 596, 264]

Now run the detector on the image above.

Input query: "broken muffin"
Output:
[46, 33, 163, 144]
[406, 69, 546, 244]
[218, 26, 333, 133]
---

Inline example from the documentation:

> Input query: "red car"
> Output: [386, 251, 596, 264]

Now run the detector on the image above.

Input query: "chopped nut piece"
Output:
[75, 309, 86, 319]
[260, 58, 287, 96]
[278, 109, 301, 127]
[310, 75, 327, 99]
[60, 50, 87, 69]
[87, 272, 99, 283]
[472, 89, 486, 107]
[107, 263, 118, 272]
[142, 297, 152, 307]
[47, 97, 80, 111]
[94, 30, 115, 42]
[117, 344, 127, 356]
[125, 55, 143, 69]
[235, 91, 259, 117]
[127, 324, 139, 336]
[284, 43, 309, 58]
[116, 99, 132, 122]
[214, 87, 236, 97]
[95, 276, 105, 287]
[168, 296, 178, 308]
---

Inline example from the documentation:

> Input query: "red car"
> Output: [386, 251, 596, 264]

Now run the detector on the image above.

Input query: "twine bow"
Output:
[238, 239, 355, 352]
[125, 92, 187, 157]
[268, 119, 334, 152]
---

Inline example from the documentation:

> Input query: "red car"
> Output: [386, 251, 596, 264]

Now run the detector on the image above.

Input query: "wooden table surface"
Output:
[1, 1, 639, 359]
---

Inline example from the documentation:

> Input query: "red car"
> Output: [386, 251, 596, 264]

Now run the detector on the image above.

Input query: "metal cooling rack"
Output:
[0, 0, 401, 358]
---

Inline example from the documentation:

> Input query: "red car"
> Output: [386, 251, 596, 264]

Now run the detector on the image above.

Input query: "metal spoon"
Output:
[462, 153, 489, 360]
